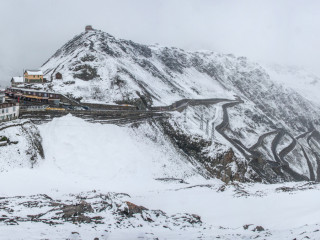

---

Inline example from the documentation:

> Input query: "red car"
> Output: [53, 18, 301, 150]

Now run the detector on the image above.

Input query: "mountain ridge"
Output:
[28, 28, 320, 183]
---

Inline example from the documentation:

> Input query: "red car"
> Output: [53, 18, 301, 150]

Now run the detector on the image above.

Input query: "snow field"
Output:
[0, 116, 320, 239]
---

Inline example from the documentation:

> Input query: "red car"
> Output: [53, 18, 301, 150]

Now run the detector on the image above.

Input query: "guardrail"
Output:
[20, 105, 48, 111]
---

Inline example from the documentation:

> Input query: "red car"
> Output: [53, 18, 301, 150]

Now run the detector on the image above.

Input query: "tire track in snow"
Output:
[215, 99, 252, 159]
[272, 130, 309, 181]
[249, 130, 279, 151]
[307, 130, 320, 181]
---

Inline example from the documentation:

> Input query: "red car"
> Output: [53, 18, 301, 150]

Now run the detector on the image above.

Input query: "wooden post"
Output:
[200, 114, 203, 130]
[206, 119, 209, 135]
[211, 122, 215, 139]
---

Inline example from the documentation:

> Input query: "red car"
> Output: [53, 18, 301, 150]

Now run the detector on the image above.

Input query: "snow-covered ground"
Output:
[0, 119, 43, 171]
[265, 64, 320, 106]
[0, 116, 320, 239]
[1, 182, 320, 240]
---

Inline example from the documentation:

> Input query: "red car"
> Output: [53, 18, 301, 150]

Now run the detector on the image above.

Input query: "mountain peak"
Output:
[39, 29, 320, 137]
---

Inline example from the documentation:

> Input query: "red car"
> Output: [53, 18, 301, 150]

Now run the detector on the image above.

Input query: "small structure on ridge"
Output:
[85, 25, 93, 32]
[55, 72, 63, 80]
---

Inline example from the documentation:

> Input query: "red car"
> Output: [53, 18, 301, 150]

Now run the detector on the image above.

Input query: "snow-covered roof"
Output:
[25, 70, 43, 75]
[9, 87, 58, 95]
[11, 77, 24, 83]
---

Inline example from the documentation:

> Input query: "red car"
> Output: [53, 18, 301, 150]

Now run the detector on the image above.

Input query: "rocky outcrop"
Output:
[72, 64, 100, 80]
[159, 119, 253, 183]
[0, 191, 203, 229]
[123, 201, 148, 217]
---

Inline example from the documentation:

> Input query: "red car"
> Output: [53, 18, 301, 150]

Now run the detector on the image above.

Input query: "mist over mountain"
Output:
[1, 26, 320, 239]
[0, 65, 16, 88]
[31, 28, 320, 183]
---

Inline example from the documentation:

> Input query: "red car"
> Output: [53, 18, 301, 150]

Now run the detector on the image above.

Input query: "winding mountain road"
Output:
[215, 100, 253, 159]
[213, 99, 311, 181]
[151, 98, 235, 112]
[17, 94, 319, 182]
[279, 134, 296, 164]
[301, 146, 316, 181]
[249, 130, 279, 151]
[307, 130, 320, 181]
[20, 97, 237, 126]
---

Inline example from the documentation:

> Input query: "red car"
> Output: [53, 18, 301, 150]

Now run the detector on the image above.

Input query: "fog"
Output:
[0, 0, 319, 87]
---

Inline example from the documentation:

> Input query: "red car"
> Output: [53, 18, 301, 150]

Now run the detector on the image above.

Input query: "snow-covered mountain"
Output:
[2, 29, 320, 239]
[40, 30, 320, 129]
[1, 116, 320, 239]
[37, 29, 320, 183]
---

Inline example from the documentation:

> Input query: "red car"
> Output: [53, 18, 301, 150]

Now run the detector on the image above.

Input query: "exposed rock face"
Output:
[159, 119, 254, 183]
[60, 200, 94, 223]
[72, 64, 100, 81]
[123, 201, 148, 217]
[0, 191, 203, 229]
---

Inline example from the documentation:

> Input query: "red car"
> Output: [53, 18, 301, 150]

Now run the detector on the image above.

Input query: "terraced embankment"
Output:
[17, 96, 320, 183]
[19, 97, 236, 125]
[214, 100, 315, 182]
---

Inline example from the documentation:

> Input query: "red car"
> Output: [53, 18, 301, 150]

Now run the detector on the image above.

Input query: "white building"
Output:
[0, 91, 19, 122]
[11, 77, 24, 87]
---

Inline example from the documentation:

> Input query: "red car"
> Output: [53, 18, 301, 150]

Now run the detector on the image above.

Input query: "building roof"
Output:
[25, 70, 43, 75]
[11, 77, 24, 83]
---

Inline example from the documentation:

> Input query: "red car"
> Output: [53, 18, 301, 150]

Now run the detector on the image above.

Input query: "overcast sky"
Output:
[0, 0, 319, 86]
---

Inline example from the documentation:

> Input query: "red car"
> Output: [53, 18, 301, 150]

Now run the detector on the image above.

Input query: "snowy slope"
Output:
[1, 116, 320, 239]
[0, 120, 43, 171]
[0, 116, 204, 196]
[265, 64, 320, 106]
[2, 29, 320, 239]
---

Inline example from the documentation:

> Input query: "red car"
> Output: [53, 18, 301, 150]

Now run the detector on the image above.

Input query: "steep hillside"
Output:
[40, 30, 320, 128]
[264, 64, 320, 106]
[1, 116, 320, 239]
[0, 120, 44, 171]
[35, 29, 320, 183]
